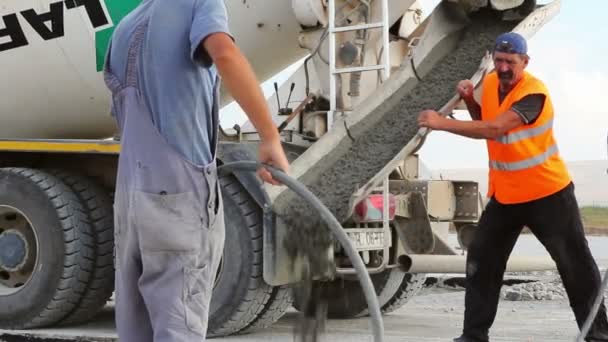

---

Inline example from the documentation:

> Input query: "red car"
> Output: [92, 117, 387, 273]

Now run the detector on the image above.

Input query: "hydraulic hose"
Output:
[217, 161, 384, 342]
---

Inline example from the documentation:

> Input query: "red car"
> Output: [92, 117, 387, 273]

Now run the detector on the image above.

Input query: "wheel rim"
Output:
[0, 205, 39, 296]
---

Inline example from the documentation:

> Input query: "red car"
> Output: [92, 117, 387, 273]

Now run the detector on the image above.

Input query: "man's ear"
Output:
[522, 54, 530, 68]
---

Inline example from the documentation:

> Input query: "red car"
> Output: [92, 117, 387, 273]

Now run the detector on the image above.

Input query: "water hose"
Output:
[217, 161, 384, 342]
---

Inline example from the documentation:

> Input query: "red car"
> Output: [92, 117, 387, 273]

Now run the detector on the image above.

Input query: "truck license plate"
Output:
[346, 229, 386, 251]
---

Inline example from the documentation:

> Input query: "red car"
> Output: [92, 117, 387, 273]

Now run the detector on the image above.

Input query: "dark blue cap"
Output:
[494, 32, 527, 55]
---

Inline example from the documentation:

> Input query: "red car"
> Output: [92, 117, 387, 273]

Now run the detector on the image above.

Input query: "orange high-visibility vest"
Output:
[481, 71, 571, 204]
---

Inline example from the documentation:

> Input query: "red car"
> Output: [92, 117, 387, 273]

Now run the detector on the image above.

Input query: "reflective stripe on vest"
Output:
[489, 144, 559, 171]
[495, 118, 553, 144]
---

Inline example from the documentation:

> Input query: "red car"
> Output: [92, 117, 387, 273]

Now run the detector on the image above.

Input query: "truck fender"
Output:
[217, 142, 268, 208]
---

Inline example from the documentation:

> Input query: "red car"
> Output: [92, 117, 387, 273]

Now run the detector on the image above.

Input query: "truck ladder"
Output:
[327, 0, 390, 125]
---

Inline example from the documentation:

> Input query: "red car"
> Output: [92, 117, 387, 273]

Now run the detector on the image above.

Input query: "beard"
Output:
[498, 70, 513, 82]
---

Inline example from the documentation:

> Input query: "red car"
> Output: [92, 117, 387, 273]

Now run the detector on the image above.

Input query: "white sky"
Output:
[220, 0, 608, 170]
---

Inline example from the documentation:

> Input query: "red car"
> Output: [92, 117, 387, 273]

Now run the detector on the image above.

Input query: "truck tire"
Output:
[46, 170, 115, 325]
[240, 285, 293, 334]
[208, 174, 290, 336]
[0, 168, 94, 329]
[380, 272, 426, 314]
[325, 269, 425, 318]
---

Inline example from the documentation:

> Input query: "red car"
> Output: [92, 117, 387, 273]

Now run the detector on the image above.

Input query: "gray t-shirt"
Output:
[498, 91, 546, 125]
[108, 0, 230, 166]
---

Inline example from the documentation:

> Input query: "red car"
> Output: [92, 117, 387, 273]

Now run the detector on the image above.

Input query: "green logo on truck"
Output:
[0, 0, 140, 71]
[95, 0, 141, 71]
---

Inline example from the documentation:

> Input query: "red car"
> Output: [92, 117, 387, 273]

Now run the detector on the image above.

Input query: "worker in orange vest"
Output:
[418, 32, 608, 342]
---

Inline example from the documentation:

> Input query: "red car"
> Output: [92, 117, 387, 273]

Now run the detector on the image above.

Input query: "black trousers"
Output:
[462, 182, 608, 341]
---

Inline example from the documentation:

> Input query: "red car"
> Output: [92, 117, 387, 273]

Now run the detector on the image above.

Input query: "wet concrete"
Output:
[274, 9, 517, 272]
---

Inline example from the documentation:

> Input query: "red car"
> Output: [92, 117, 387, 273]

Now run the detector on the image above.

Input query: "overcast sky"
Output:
[220, 0, 607, 170]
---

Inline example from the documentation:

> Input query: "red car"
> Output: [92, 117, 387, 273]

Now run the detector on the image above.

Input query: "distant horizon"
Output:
[428, 159, 608, 207]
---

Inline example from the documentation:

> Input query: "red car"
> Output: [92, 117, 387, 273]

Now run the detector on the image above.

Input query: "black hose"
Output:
[217, 161, 384, 342]
[577, 134, 608, 341]
[577, 268, 608, 341]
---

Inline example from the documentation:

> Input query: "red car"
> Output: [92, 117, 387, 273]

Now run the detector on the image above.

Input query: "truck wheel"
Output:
[208, 174, 290, 336]
[47, 170, 115, 325]
[240, 285, 293, 334]
[380, 272, 426, 314]
[325, 269, 425, 318]
[0, 168, 94, 328]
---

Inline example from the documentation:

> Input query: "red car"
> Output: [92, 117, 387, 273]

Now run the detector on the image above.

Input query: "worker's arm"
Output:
[424, 83, 547, 139]
[189, 0, 288, 184]
[462, 98, 482, 121]
[202, 33, 289, 184]
[202, 34, 278, 144]
[456, 80, 481, 120]
[417, 109, 524, 140]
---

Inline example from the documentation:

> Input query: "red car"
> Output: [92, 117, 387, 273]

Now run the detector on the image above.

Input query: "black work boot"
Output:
[586, 333, 608, 342]
[453, 335, 488, 342]
[587, 336, 608, 342]
[586, 322, 608, 341]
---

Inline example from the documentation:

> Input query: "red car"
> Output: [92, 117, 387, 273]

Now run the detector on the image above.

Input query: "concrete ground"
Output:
[0, 285, 585, 342]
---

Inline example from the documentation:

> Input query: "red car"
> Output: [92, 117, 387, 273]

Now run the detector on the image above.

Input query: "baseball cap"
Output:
[494, 32, 527, 55]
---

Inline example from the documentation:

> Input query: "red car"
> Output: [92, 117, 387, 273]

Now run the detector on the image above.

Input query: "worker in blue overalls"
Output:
[103, 0, 289, 340]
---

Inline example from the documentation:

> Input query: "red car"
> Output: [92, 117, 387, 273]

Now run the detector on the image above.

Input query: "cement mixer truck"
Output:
[0, 0, 561, 336]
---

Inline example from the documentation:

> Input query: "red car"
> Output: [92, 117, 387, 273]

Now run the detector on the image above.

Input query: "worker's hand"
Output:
[417, 110, 444, 130]
[257, 138, 290, 186]
[456, 79, 474, 100]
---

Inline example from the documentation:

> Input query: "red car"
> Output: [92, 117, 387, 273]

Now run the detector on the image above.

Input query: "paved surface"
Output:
[5, 236, 606, 342]
[0, 286, 585, 342]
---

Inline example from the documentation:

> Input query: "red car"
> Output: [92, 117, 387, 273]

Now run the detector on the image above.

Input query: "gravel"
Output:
[424, 269, 608, 302]
[500, 269, 608, 302]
